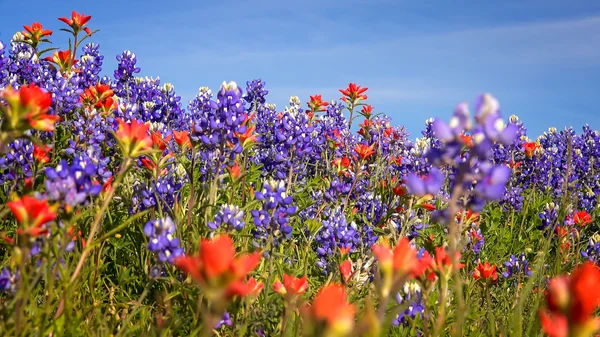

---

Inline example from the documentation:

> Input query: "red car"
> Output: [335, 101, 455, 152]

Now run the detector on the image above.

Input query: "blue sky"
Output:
[1, 0, 599, 138]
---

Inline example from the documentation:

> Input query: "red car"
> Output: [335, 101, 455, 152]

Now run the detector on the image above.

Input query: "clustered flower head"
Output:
[174, 234, 262, 301]
[539, 262, 600, 337]
[143, 217, 183, 264]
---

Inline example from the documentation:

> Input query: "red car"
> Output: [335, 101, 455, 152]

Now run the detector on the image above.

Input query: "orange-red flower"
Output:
[173, 130, 191, 149]
[7, 195, 57, 233]
[572, 211, 592, 227]
[80, 83, 116, 113]
[1, 84, 58, 132]
[33, 144, 51, 164]
[311, 284, 355, 334]
[174, 234, 261, 300]
[340, 260, 352, 284]
[429, 246, 465, 280]
[58, 11, 92, 35]
[332, 156, 352, 176]
[22, 22, 53, 47]
[354, 143, 375, 160]
[539, 310, 568, 337]
[235, 124, 257, 147]
[524, 141, 539, 157]
[226, 277, 264, 298]
[149, 131, 172, 151]
[456, 209, 480, 225]
[540, 262, 600, 336]
[372, 237, 418, 275]
[114, 118, 153, 158]
[273, 274, 308, 298]
[307, 94, 329, 115]
[360, 104, 373, 117]
[44, 50, 78, 73]
[569, 262, 600, 323]
[339, 83, 368, 105]
[473, 262, 498, 282]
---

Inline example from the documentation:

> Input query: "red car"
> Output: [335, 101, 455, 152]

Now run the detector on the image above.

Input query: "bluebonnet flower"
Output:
[77, 43, 104, 87]
[0, 268, 15, 292]
[113, 50, 140, 94]
[392, 281, 424, 326]
[214, 312, 233, 329]
[143, 217, 184, 264]
[538, 202, 559, 230]
[404, 168, 444, 197]
[6, 33, 40, 87]
[44, 158, 102, 207]
[474, 163, 511, 201]
[501, 253, 532, 278]
[466, 227, 485, 255]
[0, 41, 8, 88]
[581, 234, 600, 266]
[251, 180, 296, 249]
[314, 206, 361, 273]
[208, 204, 245, 231]
[0, 139, 33, 187]
[243, 79, 268, 113]
[131, 172, 184, 215]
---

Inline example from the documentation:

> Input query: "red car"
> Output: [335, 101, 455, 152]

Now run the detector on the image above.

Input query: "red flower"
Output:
[80, 83, 116, 114]
[372, 237, 418, 277]
[235, 124, 257, 146]
[307, 94, 329, 114]
[353, 143, 375, 160]
[7, 195, 56, 232]
[1, 84, 58, 132]
[114, 118, 153, 158]
[572, 210, 592, 227]
[273, 274, 309, 297]
[102, 177, 113, 194]
[44, 50, 78, 72]
[226, 277, 263, 298]
[420, 203, 436, 211]
[150, 131, 172, 151]
[227, 163, 242, 180]
[311, 284, 355, 333]
[340, 260, 352, 284]
[569, 262, 600, 322]
[392, 183, 406, 196]
[332, 156, 352, 176]
[539, 311, 568, 337]
[456, 209, 480, 224]
[523, 141, 539, 157]
[431, 246, 465, 278]
[174, 234, 261, 299]
[173, 130, 191, 148]
[541, 262, 600, 336]
[22, 22, 53, 47]
[58, 11, 92, 35]
[339, 83, 368, 105]
[33, 144, 51, 164]
[360, 104, 373, 117]
[458, 133, 473, 148]
[411, 250, 435, 279]
[473, 262, 498, 282]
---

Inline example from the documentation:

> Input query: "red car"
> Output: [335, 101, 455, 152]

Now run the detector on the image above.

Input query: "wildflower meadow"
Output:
[0, 11, 599, 337]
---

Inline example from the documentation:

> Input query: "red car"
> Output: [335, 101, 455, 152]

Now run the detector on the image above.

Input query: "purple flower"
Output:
[502, 253, 532, 278]
[143, 217, 184, 264]
[214, 312, 232, 329]
[404, 167, 444, 197]
[431, 103, 471, 142]
[0, 268, 14, 292]
[474, 164, 511, 201]
[208, 204, 245, 231]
